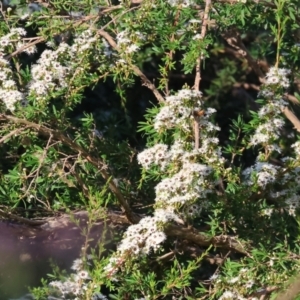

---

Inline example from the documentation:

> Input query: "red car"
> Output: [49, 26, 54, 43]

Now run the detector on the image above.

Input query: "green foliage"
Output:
[1, 0, 300, 299]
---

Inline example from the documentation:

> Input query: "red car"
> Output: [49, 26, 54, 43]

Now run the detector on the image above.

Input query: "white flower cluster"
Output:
[48, 258, 107, 299]
[106, 89, 222, 275]
[0, 58, 24, 111]
[250, 101, 287, 148]
[137, 143, 169, 170]
[152, 90, 223, 164]
[17, 41, 37, 55]
[218, 290, 248, 300]
[155, 162, 213, 207]
[219, 291, 259, 300]
[120, 217, 166, 254]
[105, 216, 166, 277]
[250, 117, 285, 146]
[250, 66, 290, 150]
[28, 29, 103, 102]
[218, 268, 257, 300]
[0, 28, 29, 111]
[138, 139, 221, 170]
[116, 29, 144, 55]
[71, 29, 99, 54]
[262, 159, 300, 217]
[265, 66, 290, 88]
[167, 0, 195, 7]
[0, 27, 34, 54]
[243, 162, 279, 188]
[285, 194, 300, 216]
[29, 47, 71, 101]
[154, 89, 202, 131]
[259, 67, 290, 99]
[266, 143, 300, 216]
[0, 28, 112, 111]
[102, 38, 112, 57]
[246, 66, 300, 216]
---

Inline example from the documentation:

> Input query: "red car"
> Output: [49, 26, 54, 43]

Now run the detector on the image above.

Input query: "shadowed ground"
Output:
[0, 211, 120, 299]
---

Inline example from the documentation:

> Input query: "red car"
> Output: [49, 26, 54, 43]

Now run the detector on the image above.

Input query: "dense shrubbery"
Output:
[1, 0, 300, 299]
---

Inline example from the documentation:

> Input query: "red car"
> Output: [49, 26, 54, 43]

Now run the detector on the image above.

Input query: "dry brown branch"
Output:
[0, 199, 250, 255]
[194, 0, 211, 91]
[165, 223, 249, 255]
[100, 5, 139, 31]
[5, 37, 45, 60]
[283, 93, 300, 106]
[103, 214, 250, 255]
[110, 214, 249, 255]
[248, 286, 278, 300]
[281, 107, 300, 133]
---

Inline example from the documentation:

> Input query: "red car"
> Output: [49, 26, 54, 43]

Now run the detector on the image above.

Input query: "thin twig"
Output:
[194, 0, 211, 91]
[0, 126, 29, 144]
[193, 0, 211, 150]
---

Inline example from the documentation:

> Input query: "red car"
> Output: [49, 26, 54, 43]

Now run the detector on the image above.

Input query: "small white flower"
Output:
[125, 44, 139, 54]
[228, 276, 239, 284]
[77, 270, 90, 280]
[71, 258, 83, 271]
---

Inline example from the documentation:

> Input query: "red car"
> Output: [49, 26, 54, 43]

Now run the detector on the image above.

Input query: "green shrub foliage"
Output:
[1, 0, 300, 299]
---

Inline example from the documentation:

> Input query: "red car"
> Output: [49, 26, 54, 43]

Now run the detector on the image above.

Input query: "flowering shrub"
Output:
[1, 0, 300, 299]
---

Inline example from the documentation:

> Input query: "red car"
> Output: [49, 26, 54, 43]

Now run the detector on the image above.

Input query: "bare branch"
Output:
[194, 0, 211, 91]
[165, 223, 250, 256]
[281, 107, 300, 133]
[0, 126, 29, 144]
[193, 0, 211, 150]
[222, 28, 265, 83]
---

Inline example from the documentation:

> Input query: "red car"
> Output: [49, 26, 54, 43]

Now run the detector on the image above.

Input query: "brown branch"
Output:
[222, 28, 265, 83]
[194, 0, 211, 91]
[283, 93, 300, 106]
[165, 223, 249, 255]
[192, 0, 211, 150]
[0, 114, 140, 224]
[281, 107, 300, 133]
[5, 37, 45, 60]
[97, 29, 165, 103]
